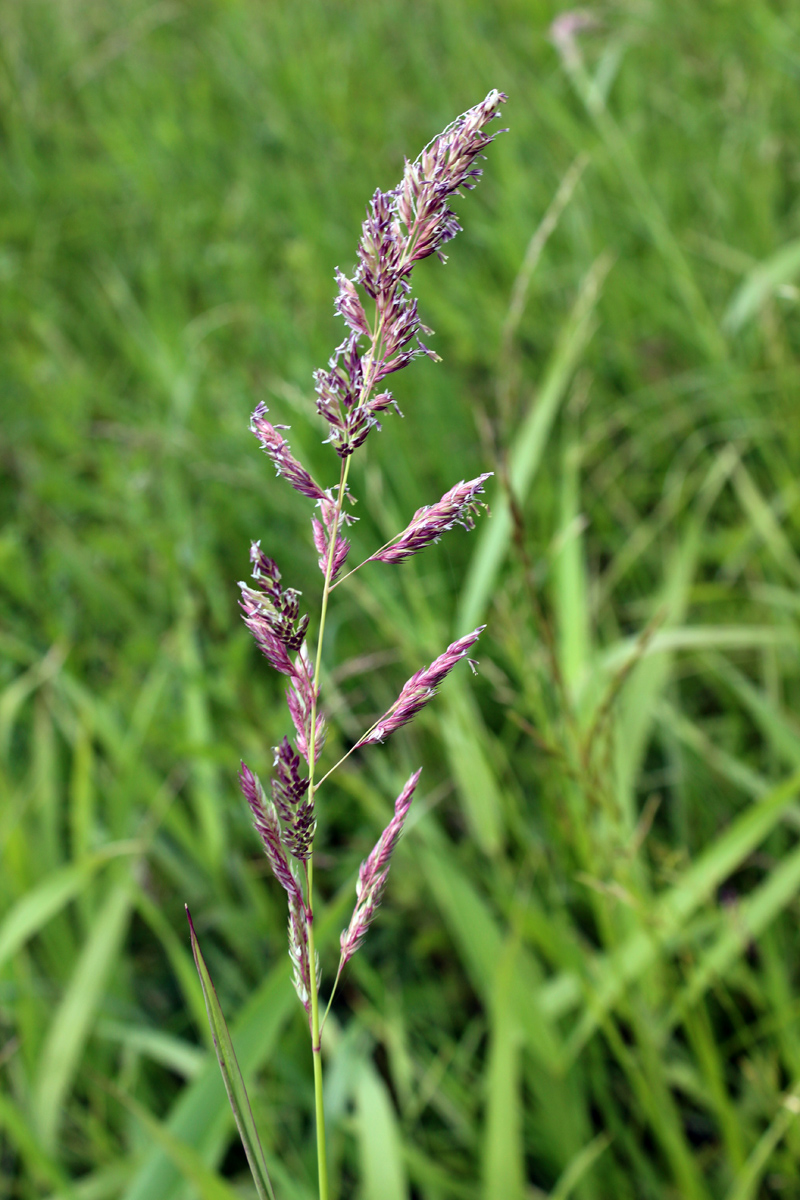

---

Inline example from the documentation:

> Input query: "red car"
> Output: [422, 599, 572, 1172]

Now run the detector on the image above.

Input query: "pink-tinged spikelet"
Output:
[370, 474, 492, 564]
[358, 628, 485, 746]
[250, 402, 327, 500]
[339, 769, 422, 965]
[315, 91, 507, 458]
[238, 762, 304, 908]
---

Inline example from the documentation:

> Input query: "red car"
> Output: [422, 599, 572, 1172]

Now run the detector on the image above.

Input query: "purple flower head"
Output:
[334, 268, 371, 338]
[250, 402, 327, 500]
[312, 518, 350, 582]
[239, 762, 304, 907]
[371, 473, 493, 565]
[238, 587, 296, 677]
[240, 546, 309, 652]
[359, 627, 486, 746]
[315, 92, 506, 458]
[311, 495, 353, 582]
[272, 736, 315, 861]
[401, 91, 507, 256]
[314, 335, 378, 458]
[340, 769, 421, 965]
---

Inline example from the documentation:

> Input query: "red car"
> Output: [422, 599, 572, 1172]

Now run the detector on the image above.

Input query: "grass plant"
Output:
[3, 2, 800, 1198]
[185, 92, 504, 1200]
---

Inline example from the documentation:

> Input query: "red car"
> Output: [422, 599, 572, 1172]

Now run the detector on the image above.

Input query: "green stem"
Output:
[306, 857, 327, 1200]
[305, 454, 352, 1200]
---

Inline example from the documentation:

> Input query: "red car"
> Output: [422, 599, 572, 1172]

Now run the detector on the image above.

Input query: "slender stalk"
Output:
[305, 453, 352, 1200]
[305, 857, 327, 1200]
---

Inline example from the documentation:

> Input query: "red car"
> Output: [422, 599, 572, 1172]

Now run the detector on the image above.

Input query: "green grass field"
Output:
[4, 2, 800, 1197]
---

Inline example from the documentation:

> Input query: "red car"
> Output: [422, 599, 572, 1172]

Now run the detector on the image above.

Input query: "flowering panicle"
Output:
[238, 763, 304, 907]
[339, 770, 421, 966]
[272, 737, 315, 860]
[315, 90, 507, 458]
[191, 94, 505, 1197]
[370, 473, 493, 565]
[359, 628, 485, 746]
[230, 93, 501, 1047]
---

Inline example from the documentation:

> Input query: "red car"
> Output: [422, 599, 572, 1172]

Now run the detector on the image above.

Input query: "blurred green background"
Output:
[4, 1, 800, 1197]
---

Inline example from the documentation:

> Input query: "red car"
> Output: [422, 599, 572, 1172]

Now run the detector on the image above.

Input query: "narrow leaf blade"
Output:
[186, 907, 277, 1200]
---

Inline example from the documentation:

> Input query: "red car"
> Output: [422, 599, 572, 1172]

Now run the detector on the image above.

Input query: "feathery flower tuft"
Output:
[250, 402, 327, 500]
[272, 737, 315, 860]
[239, 762, 305, 906]
[339, 769, 421, 965]
[359, 628, 486, 746]
[238, 587, 296, 676]
[240, 546, 309, 652]
[314, 91, 507, 458]
[370, 473, 493, 564]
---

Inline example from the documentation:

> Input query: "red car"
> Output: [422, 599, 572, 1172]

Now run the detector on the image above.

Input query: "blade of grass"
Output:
[722, 237, 800, 334]
[482, 938, 525, 1200]
[0, 843, 137, 973]
[110, 1081, 245, 1200]
[548, 1134, 611, 1200]
[724, 1085, 800, 1200]
[355, 1058, 409, 1200]
[33, 877, 133, 1151]
[564, 767, 800, 1058]
[664, 840, 800, 1032]
[458, 254, 611, 633]
[186, 907, 276, 1200]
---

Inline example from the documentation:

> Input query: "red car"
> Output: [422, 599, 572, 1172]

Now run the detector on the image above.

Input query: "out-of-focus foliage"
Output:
[3, 1, 800, 1197]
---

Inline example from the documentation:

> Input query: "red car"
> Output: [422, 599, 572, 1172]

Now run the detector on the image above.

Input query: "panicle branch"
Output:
[370, 473, 493, 564]
[272, 737, 316, 860]
[250, 403, 327, 500]
[286, 647, 326, 766]
[288, 891, 317, 1015]
[358, 628, 485, 746]
[339, 769, 421, 966]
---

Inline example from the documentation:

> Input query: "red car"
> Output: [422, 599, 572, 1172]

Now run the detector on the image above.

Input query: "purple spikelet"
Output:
[250, 402, 327, 500]
[238, 587, 296, 676]
[359, 628, 485, 746]
[315, 90, 507, 458]
[312, 497, 351, 582]
[272, 737, 315, 861]
[239, 762, 304, 908]
[240, 545, 309, 653]
[339, 769, 422, 966]
[371, 474, 492, 565]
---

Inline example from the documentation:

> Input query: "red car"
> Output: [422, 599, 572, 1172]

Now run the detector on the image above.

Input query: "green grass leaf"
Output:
[186, 907, 277, 1200]
[33, 878, 133, 1151]
[355, 1058, 409, 1200]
